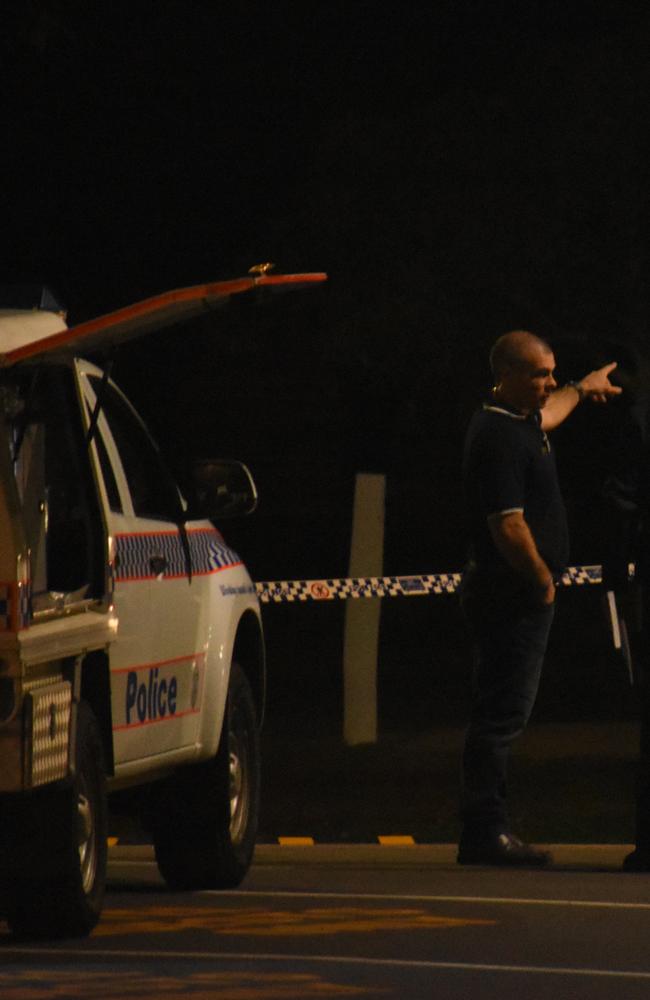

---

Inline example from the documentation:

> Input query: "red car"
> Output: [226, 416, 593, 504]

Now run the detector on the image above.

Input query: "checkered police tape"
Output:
[255, 565, 604, 603]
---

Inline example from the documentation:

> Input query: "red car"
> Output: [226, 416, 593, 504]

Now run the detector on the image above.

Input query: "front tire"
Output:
[5, 701, 108, 939]
[153, 661, 260, 889]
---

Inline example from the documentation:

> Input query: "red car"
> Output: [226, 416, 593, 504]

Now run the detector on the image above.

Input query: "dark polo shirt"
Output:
[463, 403, 569, 579]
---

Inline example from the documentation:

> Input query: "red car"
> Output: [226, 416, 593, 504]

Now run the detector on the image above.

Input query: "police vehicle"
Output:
[0, 268, 326, 937]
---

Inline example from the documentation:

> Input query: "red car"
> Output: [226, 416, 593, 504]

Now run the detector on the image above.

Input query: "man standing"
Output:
[459, 330, 621, 866]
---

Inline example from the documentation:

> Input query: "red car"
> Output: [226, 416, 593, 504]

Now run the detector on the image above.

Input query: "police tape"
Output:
[255, 565, 604, 603]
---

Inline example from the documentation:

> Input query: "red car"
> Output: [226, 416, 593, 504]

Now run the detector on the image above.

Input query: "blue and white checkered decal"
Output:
[255, 566, 605, 603]
[115, 528, 241, 581]
[192, 531, 242, 572]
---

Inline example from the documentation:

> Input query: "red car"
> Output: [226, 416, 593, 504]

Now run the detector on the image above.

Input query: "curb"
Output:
[108, 842, 637, 869]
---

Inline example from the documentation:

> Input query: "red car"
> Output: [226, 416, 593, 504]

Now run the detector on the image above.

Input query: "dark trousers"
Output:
[460, 595, 555, 840]
[629, 607, 650, 852]
[635, 682, 650, 850]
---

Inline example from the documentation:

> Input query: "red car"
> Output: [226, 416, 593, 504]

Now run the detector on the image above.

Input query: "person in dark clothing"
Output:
[459, 330, 621, 867]
[595, 351, 650, 871]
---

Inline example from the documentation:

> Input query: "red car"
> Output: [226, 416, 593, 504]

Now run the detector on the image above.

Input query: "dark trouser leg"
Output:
[631, 637, 650, 854]
[460, 603, 555, 842]
[634, 695, 650, 850]
[621, 581, 650, 860]
[622, 616, 650, 868]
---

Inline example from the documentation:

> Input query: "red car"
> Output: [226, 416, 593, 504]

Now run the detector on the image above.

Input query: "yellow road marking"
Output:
[93, 904, 495, 938]
[0, 969, 371, 998]
[277, 836, 418, 845]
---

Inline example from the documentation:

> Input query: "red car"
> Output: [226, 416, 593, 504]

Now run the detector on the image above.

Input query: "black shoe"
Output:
[622, 848, 650, 872]
[457, 832, 552, 867]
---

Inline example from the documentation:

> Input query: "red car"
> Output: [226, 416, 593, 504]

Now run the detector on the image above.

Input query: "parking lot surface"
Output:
[2, 843, 650, 999]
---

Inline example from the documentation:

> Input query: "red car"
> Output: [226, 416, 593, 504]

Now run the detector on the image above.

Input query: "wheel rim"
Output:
[228, 711, 250, 845]
[77, 772, 97, 895]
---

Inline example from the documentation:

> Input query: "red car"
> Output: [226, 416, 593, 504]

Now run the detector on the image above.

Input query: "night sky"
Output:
[2, 2, 649, 584]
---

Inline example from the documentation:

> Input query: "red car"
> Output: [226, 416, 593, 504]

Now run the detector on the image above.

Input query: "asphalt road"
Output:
[2, 843, 650, 999]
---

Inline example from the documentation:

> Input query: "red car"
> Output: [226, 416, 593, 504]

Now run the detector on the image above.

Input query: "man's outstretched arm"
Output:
[541, 361, 622, 430]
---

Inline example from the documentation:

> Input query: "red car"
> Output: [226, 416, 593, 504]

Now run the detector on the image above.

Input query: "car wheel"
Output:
[153, 661, 260, 889]
[5, 701, 108, 939]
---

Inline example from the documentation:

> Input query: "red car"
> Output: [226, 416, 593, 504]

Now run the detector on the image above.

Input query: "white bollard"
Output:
[343, 472, 385, 745]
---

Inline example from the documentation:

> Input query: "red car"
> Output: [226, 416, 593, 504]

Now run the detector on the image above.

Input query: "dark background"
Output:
[2, 2, 648, 736]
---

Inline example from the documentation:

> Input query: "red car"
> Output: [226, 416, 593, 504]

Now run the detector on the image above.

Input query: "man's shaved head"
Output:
[490, 330, 553, 380]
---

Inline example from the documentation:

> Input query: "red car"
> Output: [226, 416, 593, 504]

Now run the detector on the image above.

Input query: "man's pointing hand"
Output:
[576, 362, 623, 404]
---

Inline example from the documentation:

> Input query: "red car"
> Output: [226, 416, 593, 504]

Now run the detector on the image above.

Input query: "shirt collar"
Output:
[483, 402, 541, 425]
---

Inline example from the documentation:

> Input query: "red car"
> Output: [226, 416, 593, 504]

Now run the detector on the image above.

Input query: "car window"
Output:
[88, 377, 181, 522]
[4, 365, 104, 600]
[91, 420, 122, 514]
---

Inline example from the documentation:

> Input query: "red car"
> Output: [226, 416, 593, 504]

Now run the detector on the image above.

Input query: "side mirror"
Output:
[189, 459, 258, 519]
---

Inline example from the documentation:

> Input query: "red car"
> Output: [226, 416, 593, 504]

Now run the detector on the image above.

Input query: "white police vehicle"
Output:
[0, 269, 326, 938]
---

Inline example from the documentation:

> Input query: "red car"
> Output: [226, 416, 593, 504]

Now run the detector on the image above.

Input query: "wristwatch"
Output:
[567, 380, 586, 402]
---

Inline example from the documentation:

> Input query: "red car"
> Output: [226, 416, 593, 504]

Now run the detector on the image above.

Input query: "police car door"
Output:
[78, 363, 205, 765]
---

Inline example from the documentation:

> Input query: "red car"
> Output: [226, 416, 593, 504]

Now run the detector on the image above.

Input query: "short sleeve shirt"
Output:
[462, 404, 569, 576]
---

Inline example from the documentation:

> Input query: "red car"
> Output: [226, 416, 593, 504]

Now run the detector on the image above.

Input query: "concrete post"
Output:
[343, 472, 385, 745]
